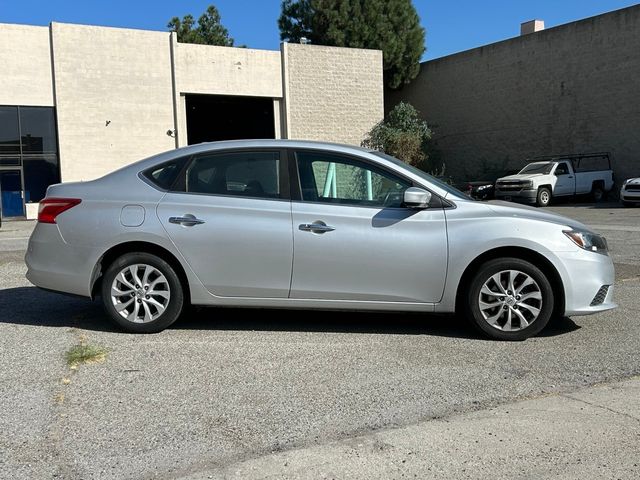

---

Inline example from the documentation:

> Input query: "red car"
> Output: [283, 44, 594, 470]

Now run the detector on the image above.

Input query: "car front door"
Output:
[552, 161, 575, 196]
[157, 149, 293, 298]
[289, 150, 448, 303]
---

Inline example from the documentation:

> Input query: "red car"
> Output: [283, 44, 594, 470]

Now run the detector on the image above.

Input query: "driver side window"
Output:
[555, 163, 570, 176]
[296, 151, 410, 208]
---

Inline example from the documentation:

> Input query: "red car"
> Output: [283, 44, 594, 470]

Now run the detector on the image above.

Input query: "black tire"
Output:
[536, 187, 551, 207]
[592, 184, 605, 202]
[101, 252, 184, 333]
[465, 257, 555, 341]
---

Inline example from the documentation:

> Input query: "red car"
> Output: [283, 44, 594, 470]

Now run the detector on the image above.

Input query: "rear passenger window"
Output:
[185, 151, 281, 199]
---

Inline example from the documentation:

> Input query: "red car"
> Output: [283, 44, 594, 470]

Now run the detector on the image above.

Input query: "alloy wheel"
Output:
[110, 264, 171, 323]
[478, 269, 543, 332]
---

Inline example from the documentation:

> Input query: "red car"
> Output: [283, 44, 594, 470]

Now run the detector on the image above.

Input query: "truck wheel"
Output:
[592, 185, 605, 202]
[536, 187, 551, 207]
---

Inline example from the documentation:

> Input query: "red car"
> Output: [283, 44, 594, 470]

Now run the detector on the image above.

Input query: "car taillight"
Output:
[38, 198, 82, 224]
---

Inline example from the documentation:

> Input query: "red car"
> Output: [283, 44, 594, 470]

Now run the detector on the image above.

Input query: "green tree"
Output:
[362, 102, 434, 168]
[279, 0, 425, 89]
[168, 5, 234, 46]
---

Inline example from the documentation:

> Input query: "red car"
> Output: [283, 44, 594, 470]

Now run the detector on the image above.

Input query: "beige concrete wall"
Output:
[389, 4, 640, 182]
[282, 43, 384, 145]
[175, 43, 282, 98]
[1, 21, 386, 185]
[51, 23, 176, 181]
[173, 41, 283, 147]
[0, 24, 54, 106]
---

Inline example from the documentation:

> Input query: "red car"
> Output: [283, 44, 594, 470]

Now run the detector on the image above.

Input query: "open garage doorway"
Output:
[185, 94, 276, 145]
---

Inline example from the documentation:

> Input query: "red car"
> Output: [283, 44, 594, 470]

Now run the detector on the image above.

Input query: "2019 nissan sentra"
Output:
[26, 140, 616, 340]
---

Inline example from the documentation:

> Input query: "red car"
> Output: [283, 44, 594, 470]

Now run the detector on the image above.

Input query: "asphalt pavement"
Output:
[0, 202, 639, 479]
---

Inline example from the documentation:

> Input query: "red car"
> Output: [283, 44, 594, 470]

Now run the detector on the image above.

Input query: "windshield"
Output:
[519, 162, 554, 175]
[371, 151, 469, 200]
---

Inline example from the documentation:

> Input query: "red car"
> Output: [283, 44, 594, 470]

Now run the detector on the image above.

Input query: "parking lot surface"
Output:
[1, 203, 639, 479]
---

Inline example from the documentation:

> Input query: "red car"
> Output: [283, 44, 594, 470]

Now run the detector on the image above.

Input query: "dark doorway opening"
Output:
[185, 94, 276, 145]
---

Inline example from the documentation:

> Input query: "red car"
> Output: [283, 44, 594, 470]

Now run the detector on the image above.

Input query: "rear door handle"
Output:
[169, 214, 205, 226]
[299, 223, 335, 233]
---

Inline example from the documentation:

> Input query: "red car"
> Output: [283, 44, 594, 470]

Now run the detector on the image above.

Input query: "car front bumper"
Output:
[495, 188, 538, 204]
[556, 249, 617, 316]
[620, 188, 640, 203]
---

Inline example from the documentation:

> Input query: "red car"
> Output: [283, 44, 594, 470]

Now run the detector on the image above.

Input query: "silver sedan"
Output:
[25, 140, 616, 340]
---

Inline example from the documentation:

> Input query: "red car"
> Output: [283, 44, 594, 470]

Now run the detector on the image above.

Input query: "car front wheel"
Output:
[536, 187, 551, 207]
[466, 258, 555, 340]
[101, 252, 184, 333]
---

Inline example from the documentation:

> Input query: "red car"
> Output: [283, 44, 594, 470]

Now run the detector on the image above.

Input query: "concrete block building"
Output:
[0, 22, 383, 220]
[389, 4, 640, 184]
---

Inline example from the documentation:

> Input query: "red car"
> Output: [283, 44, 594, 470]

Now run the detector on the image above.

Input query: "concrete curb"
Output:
[183, 377, 640, 479]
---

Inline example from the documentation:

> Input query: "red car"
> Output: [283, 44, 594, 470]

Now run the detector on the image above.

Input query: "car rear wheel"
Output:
[101, 252, 184, 333]
[466, 258, 554, 341]
[536, 187, 551, 207]
[592, 185, 605, 202]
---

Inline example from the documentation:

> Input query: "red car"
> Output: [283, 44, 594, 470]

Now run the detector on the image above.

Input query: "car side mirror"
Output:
[403, 187, 432, 209]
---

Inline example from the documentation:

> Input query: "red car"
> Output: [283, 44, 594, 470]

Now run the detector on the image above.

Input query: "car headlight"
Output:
[522, 180, 533, 188]
[623, 179, 631, 185]
[563, 229, 609, 255]
[476, 184, 492, 190]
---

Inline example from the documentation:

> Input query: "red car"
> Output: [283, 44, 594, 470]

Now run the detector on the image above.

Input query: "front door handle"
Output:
[299, 222, 335, 233]
[169, 214, 205, 226]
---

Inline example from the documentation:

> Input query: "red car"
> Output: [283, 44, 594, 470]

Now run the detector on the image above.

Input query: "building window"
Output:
[19, 107, 59, 154]
[0, 106, 60, 213]
[0, 107, 21, 154]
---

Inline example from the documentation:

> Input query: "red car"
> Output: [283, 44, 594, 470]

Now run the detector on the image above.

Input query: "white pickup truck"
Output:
[495, 154, 615, 207]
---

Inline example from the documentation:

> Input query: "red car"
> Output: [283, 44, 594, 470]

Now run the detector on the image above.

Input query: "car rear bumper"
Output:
[25, 223, 94, 298]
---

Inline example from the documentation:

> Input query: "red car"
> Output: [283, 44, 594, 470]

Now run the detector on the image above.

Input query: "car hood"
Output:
[485, 200, 589, 231]
[625, 177, 640, 185]
[498, 173, 543, 181]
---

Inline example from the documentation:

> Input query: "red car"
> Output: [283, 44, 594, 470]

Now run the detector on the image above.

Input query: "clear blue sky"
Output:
[1, 0, 638, 60]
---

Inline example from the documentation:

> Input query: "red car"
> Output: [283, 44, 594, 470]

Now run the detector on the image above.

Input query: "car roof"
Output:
[127, 139, 374, 170]
[172, 139, 372, 156]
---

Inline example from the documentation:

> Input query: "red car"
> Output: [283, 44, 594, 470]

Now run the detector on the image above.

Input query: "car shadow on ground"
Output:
[0, 286, 580, 340]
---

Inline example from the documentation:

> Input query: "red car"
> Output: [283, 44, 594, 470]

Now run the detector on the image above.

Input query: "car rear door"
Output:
[288, 149, 448, 303]
[157, 149, 293, 298]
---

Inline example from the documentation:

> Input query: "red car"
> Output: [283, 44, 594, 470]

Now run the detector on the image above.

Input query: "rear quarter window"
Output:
[142, 158, 187, 190]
